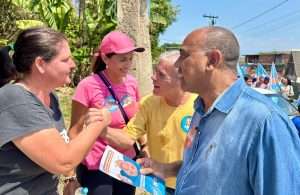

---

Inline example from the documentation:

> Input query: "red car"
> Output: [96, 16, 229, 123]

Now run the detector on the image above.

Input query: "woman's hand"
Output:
[84, 108, 111, 132]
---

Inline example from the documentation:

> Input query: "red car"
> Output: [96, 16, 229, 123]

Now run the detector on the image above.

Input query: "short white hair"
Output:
[159, 50, 180, 65]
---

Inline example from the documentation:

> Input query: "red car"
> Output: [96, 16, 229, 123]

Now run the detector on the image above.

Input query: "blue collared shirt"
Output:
[175, 79, 300, 195]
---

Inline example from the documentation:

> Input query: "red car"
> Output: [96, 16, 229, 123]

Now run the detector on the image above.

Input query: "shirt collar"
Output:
[194, 78, 246, 115]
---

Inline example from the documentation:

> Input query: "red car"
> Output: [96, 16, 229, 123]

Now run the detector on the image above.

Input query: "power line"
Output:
[240, 9, 300, 34]
[247, 17, 300, 38]
[232, 0, 289, 29]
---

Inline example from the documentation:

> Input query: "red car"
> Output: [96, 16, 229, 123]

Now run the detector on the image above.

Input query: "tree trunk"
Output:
[117, 0, 153, 96]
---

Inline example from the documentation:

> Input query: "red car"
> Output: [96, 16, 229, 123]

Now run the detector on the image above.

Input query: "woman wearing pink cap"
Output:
[69, 31, 144, 195]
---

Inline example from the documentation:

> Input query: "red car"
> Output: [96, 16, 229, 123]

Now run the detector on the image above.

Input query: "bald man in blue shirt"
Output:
[138, 26, 300, 195]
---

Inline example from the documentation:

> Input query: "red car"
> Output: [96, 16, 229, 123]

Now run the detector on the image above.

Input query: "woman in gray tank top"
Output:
[0, 27, 111, 195]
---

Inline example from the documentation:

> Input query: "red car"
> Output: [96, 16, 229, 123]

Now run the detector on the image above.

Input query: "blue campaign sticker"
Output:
[104, 96, 118, 112]
[181, 116, 192, 133]
[104, 95, 134, 112]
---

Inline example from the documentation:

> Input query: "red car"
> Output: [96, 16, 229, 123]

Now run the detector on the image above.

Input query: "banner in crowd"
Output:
[269, 62, 281, 92]
[256, 63, 268, 78]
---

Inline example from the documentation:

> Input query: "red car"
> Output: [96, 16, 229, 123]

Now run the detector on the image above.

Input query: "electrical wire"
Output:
[232, 0, 289, 29]
[239, 9, 300, 34]
[249, 18, 300, 37]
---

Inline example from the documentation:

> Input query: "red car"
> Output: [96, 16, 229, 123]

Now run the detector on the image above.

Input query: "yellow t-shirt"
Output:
[125, 94, 197, 188]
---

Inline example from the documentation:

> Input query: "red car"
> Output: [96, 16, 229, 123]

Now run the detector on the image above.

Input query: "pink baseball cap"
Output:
[99, 31, 145, 55]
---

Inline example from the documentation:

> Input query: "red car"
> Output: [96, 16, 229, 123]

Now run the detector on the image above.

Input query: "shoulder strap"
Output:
[97, 72, 129, 124]
[97, 72, 141, 156]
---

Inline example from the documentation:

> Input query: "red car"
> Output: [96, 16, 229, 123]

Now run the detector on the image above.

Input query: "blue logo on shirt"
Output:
[104, 95, 133, 112]
[181, 116, 192, 133]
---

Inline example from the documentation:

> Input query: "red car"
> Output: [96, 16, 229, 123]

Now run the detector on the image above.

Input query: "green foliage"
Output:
[0, 39, 8, 47]
[67, 0, 117, 86]
[0, 0, 38, 42]
[161, 42, 181, 50]
[150, 0, 179, 61]
[12, 0, 74, 32]
[56, 87, 74, 128]
[80, 0, 117, 50]
[16, 19, 45, 29]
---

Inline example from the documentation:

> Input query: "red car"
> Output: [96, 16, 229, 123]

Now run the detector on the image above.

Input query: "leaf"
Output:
[15, 19, 45, 29]
[0, 39, 8, 46]
[61, 8, 73, 31]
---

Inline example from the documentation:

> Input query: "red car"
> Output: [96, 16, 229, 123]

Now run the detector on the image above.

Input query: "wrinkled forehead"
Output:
[180, 29, 208, 52]
[156, 59, 174, 73]
[180, 44, 202, 53]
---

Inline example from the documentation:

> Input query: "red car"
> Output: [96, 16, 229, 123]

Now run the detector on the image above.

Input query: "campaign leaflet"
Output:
[99, 146, 166, 195]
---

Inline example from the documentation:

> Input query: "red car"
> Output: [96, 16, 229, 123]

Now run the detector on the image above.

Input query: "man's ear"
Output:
[34, 57, 46, 74]
[206, 49, 222, 71]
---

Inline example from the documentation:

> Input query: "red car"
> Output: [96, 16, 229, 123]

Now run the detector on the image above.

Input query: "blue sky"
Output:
[159, 0, 300, 55]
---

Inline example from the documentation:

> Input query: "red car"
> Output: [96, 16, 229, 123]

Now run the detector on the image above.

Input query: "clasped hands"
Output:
[84, 107, 111, 129]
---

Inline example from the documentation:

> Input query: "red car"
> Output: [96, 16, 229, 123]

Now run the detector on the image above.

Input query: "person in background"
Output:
[69, 31, 145, 195]
[101, 50, 196, 195]
[251, 77, 257, 88]
[0, 45, 15, 87]
[255, 76, 264, 88]
[281, 77, 294, 100]
[0, 27, 110, 195]
[138, 26, 300, 195]
[260, 76, 270, 89]
[243, 74, 252, 86]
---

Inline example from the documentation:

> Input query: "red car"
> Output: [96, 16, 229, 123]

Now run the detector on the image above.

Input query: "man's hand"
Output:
[137, 158, 182, 179]
[136, 157, 166, 179]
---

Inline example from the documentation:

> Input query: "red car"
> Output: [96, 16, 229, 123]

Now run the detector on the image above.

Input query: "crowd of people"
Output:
[0, 25, 300, 195]
[244, 74, 295, 100]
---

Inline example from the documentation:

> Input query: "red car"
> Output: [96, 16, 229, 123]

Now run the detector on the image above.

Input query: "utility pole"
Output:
[203, 14, 219, 26]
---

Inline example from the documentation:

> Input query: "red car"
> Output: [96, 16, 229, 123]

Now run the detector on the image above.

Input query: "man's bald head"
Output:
[184, 26, 240, 71]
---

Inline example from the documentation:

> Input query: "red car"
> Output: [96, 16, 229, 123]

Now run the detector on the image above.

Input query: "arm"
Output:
[137, 158, 182, 179]
[101, 126, 135, 149]
[102, 128, 150, 157]
[249, 112, 300, 195]
[137, 135, 149, 157]
[101, 98, 149, 150]
[68, 100, 87, 139]
[13, 108, 111, 175]
[70, 97, 143, 150]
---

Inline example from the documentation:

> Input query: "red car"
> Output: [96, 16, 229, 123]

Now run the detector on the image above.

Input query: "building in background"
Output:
[242, 49, 300, 81]
[241, 49, 300, 98]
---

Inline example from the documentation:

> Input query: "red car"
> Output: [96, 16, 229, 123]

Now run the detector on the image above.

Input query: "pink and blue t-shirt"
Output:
[73, 73, 140, 170]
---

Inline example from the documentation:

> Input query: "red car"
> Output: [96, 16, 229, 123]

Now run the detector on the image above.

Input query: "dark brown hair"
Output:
[0, 27, 67, 87]
[92, 53, 115, 73]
